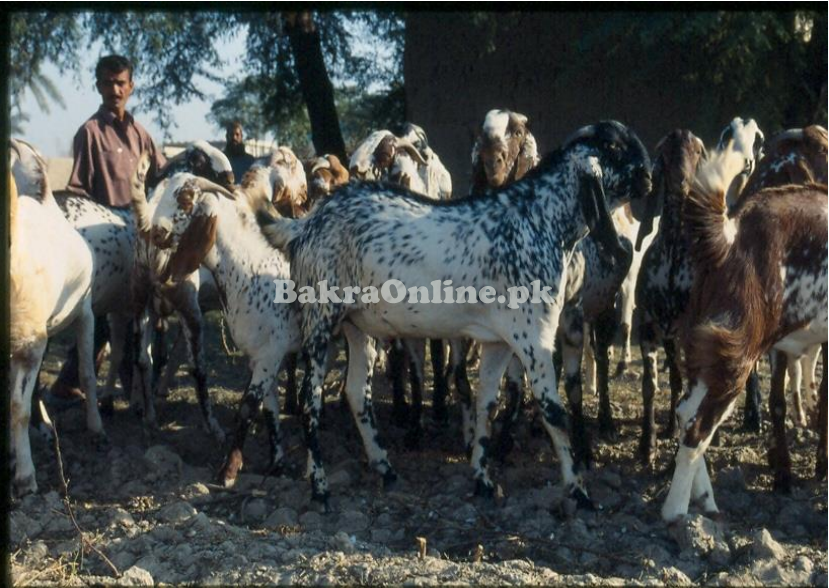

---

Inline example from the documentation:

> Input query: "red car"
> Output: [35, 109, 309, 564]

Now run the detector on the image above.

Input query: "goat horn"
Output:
[395, 138, 428, 166]
[562, 125, 597, 148]
[190, 176, 236, 199]
[310, 157, 331, 174]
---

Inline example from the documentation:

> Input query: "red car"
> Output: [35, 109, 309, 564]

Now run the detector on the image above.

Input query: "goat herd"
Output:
[9, 110, 828, 532]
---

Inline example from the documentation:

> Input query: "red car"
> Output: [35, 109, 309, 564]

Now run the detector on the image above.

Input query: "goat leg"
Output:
[430, 339, 449, 423]
[768, 350, 793, 493]
[742, 367, 762, 432]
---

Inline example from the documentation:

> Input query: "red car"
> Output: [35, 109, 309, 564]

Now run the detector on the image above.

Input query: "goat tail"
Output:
[685, 148, 747, 269]
[254, 203, 302, 251]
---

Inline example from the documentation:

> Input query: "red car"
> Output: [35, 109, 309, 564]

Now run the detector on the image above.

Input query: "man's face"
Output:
[227, 126, 244, 147]
[96, 68, 134, 114]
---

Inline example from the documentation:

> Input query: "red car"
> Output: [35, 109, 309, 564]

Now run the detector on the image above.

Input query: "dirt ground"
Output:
[9, 313, 828, 586]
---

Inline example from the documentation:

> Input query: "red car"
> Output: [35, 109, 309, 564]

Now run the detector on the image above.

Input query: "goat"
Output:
[634, 119, 766, 465]
[463, 110, 630, 469]
[305, 154, 349, 208]
[256, 120, 653, 508]
[660, 145, 827, 523]
[348, 130, 427, 182]
[743, 125, 828, 429]
[9, 139, 104, 496]
[129, 140, 237, 441]
[262, 146, 308, 218]
[349, 126, 453, 447]
[634, 130, 708, 464]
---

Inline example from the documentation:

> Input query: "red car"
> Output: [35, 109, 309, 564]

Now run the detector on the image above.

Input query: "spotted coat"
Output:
[258, 121, 653, 507]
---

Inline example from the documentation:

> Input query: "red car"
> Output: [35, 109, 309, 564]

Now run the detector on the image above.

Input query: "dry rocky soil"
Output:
[10, 314, 828, 586]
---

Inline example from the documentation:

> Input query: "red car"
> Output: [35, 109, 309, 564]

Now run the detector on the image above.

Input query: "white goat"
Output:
[9, 139, 104, 496]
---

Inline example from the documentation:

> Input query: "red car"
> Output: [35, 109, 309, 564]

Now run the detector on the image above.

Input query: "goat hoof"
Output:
[570, 487, 595, 511]
[613, 361, 627, 379]
[382, 469, 398, 490]
[217, 449, 243, 488]
[13, 474, 38, 498]
[474, 479, 495, 499]
[311, 490, 332, 514]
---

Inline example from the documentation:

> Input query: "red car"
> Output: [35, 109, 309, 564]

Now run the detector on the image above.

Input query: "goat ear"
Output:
[470, 139, 488, 195]
[514, 133, 539, 181]
[164, 213, 218, 282]
[635, 159, 664, 251]
[579, 166, 628, 264]
[327, 155, 349, 184]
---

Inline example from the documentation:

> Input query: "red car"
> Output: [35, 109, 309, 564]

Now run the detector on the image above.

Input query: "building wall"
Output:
[404, 12, 715, 196]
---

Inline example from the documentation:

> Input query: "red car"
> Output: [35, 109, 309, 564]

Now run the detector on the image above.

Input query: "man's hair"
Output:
[96, 55, 134, 82]
[226, 120, 243, 134]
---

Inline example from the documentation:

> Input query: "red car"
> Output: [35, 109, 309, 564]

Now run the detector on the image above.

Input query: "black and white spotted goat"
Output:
[462, 109, 633, 468]
[257, 120, 653, 507]
[349, 125, 454, 447]
[634, 119, 765, 465]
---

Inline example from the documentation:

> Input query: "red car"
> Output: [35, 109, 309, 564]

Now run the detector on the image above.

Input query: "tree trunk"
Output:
[283, 12, 347, 163]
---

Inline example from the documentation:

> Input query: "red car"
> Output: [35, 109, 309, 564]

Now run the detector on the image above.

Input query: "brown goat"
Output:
[660, 145, 828, 522]
[305, 154, 350, 208]
[470, 109, 539, 194]
[743, 125, 828, 196]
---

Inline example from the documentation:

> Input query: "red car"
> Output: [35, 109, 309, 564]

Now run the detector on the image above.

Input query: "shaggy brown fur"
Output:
[682, 172, 828, 446]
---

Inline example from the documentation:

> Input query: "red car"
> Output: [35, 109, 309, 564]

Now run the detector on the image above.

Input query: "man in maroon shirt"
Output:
[51, 55, 165, 403]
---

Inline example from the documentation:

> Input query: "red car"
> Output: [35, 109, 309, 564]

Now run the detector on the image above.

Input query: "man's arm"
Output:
[66, 126, 94, 197]
[145, 137, 167, 188]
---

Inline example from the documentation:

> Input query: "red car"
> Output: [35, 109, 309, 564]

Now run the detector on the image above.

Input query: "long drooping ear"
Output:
[635, 155, 665, 251]
[514, 132, 539, 181]
[469, 138, 488, 195]
[162, 213, 218, 283]
[327, 154, 350, 184]
[579, 163, 627, 263]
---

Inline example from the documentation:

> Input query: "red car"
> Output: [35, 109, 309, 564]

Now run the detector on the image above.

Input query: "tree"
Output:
[8, 10, 405, 155]
[573, 11, 827, 132]
[9, 13, 79, 133]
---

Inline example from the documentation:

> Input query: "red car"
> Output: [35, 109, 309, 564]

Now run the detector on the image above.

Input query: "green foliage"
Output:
[8, 9, 405, 144]
[9, 12, 80, 132]
[574, 11, 827, 134]
[208, 10, 405, 153]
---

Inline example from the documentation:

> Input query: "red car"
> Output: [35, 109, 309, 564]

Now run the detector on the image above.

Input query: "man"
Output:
[50, 55, 166, 402]
[224, 120, 255, 181]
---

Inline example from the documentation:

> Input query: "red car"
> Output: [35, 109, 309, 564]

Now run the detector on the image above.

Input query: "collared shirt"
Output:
[67, 106, 166, 207]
